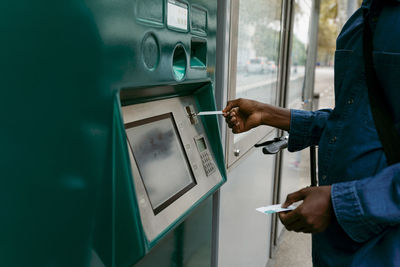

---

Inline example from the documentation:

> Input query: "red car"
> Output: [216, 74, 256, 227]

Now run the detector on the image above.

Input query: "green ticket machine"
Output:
[1, 0, 225, 266]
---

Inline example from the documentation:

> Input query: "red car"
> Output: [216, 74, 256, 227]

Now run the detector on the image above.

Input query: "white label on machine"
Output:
[167, 1, 188, 31]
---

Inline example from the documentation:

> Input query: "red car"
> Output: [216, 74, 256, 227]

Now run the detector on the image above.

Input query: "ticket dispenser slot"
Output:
[121, 94, 224, 245]
[190, 38, 207, 68]
[186, 105, 198, 125]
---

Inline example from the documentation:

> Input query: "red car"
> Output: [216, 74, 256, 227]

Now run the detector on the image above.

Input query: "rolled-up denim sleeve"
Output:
[332, 162, 400, 243]
[288, 109, 332, 152]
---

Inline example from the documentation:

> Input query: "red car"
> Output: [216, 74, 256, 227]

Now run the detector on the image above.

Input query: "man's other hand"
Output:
[279, 186, 333, 233]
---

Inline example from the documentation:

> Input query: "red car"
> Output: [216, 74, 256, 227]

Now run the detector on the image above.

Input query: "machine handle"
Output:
[254, 136, 288, 154]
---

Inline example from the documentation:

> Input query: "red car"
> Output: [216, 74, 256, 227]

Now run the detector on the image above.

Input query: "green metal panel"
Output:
[1, 0, 222, 266]
[113, 94, 147, 266]
[1, 1, 113, 267]
[134, 197, 214, 267]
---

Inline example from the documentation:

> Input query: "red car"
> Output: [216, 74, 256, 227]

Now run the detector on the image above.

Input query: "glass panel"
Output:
[219, 149, 274, 266]
[287, 0, 312, 108]
[234, 0, 283, 142]
[278, 0, 313, 234]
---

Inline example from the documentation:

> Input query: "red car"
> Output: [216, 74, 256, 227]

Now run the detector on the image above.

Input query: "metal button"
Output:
[347, 99, 354, 105]
[322, 175, 327, 180]
[330, 136, 337, 143]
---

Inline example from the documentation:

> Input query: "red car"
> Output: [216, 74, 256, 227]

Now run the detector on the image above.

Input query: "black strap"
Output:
[363, 8, 400, 165]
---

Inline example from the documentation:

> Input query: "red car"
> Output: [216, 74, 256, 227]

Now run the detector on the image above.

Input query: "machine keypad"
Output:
[200, 150, 216, 176]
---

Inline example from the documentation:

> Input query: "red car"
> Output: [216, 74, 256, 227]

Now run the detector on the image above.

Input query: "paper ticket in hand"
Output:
[256, 204, 297, 215]
[197, 111, 224, 116]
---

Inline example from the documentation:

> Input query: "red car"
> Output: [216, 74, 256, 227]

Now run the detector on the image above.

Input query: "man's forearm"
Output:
[260, 104, 291, 131]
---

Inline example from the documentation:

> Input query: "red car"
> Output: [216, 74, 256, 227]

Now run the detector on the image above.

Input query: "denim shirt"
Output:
[288, 1, 400, 266]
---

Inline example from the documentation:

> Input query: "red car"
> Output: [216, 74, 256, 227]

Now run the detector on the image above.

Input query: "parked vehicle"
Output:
[263, 60, 277, 73]
[245, 58, 277, 74]
[245, 58, 264, 73]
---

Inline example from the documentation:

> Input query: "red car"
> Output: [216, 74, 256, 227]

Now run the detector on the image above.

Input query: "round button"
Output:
[141, 33, 159, 71]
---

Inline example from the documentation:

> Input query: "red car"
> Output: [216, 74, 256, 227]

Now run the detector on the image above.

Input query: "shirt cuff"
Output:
[331, 181, 385, 243]
[288, 109, 313, 152]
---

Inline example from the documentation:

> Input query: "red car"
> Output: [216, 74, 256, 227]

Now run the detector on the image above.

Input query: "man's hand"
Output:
[279, 186, 333, 233]
[223, 98, 266, 134]
[223, 98, 291, 133]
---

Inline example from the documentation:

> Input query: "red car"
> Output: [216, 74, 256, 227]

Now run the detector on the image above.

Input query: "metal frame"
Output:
[270, 0, 295, 256]
[270, 0, 321, 257]
[212, 0, 232, 265]
[219, 0, 321, 263]
[222, 0, 297, 258]
[225, 0, 283, 169]
[303, 0, 321, 111]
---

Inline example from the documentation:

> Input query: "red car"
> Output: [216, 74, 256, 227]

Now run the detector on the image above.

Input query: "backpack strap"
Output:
[363, 8, 400, 165]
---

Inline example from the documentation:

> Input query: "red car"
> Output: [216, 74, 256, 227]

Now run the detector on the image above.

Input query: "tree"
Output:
[252, 24, 281, 61]
[317, 0, 338, 65]
[237, 0, 282, 60]
[292, 36, 307, 66]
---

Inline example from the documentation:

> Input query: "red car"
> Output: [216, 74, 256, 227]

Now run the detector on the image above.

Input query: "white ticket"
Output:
[256, 204, 297, 215]
[197, 111, 224, 116]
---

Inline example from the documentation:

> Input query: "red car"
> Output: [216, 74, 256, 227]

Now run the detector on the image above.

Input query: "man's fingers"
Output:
[223, 108, 238, 122]
[280, 208, 314, 233]
[286, 221, 305, 232]
[300, 227, 314, 233]
[282, 217, 302, 231]
[282, 188, 308, 208]
[232, 124, 241, 134]
[224, 107, 243, 133]
[222, 99, 238, 113]
[295, 226, 313, 233]
[279, 209, 301, 226]
[223, 99, 241, 114]
[229, 108, 238, 119]
[225, 115, 238, 127]
[225, 117, 241, 133]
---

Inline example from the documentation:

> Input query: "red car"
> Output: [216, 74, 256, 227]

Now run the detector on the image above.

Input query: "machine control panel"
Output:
[122, 95, 223, 243]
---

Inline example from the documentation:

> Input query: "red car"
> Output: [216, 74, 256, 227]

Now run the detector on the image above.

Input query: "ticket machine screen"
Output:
[125, 113, 196, 214]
